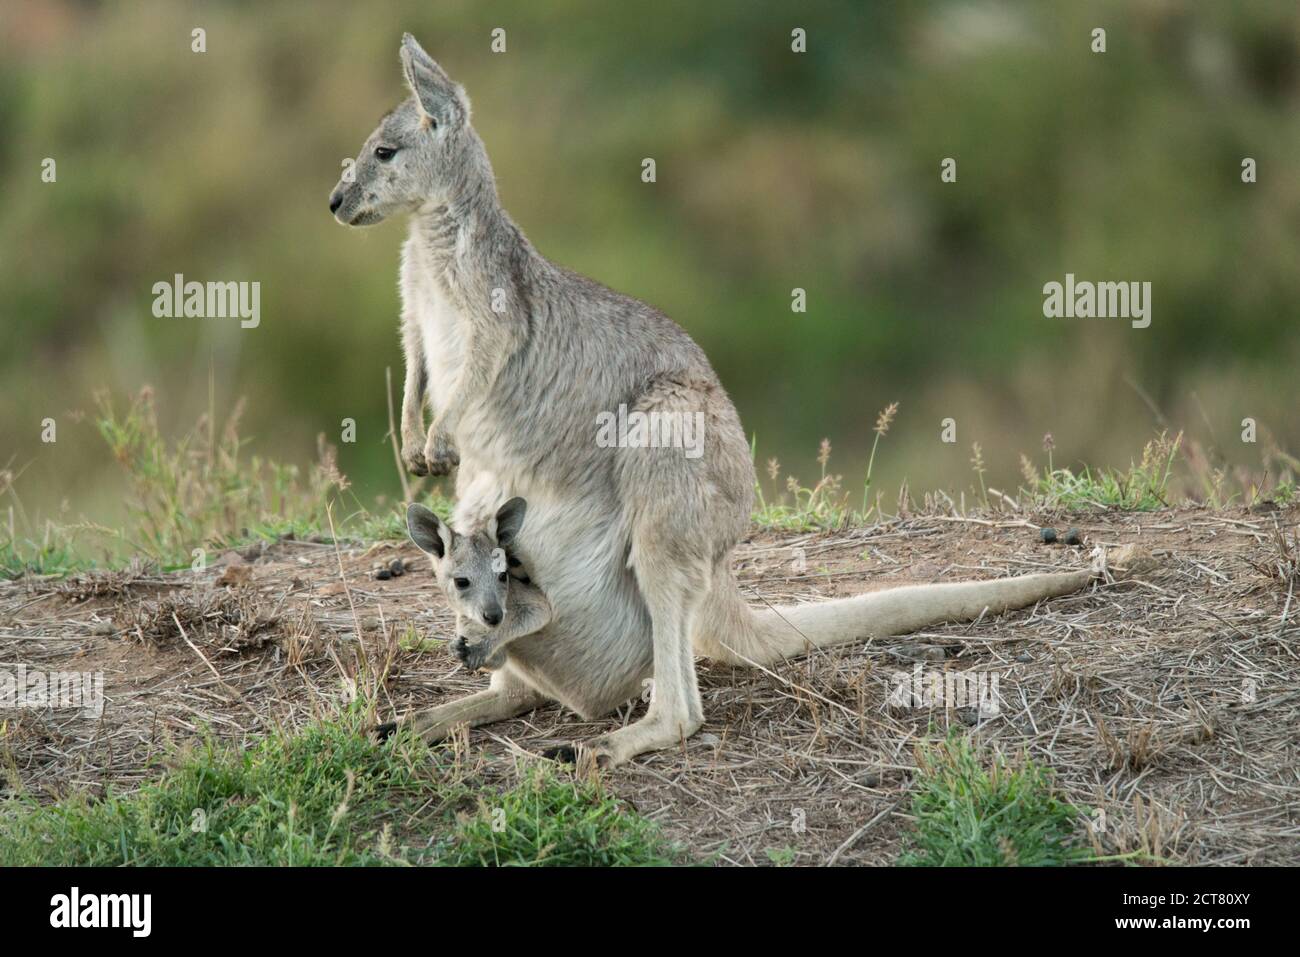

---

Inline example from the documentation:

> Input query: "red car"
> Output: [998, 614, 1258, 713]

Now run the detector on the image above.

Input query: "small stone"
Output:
[957, 708, 979, 726]
[1015, 652, 1033, 663]
[1039, 527, 1058, 544]
[389, 559, 405, 577]
[858, 771, 881, 787]
[697, 733, 721, 747]
[1062, 527, 1082, 546]
[92, 620, 115, 636]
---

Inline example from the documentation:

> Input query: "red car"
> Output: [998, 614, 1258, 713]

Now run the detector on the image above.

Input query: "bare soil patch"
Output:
[3, 507, 1298, 865]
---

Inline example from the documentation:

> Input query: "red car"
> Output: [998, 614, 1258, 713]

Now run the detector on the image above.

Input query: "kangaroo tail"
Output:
[695, 544, 1155, 667]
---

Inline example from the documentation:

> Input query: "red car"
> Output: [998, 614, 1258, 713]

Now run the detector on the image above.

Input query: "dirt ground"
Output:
[3, 506, 1298, 865]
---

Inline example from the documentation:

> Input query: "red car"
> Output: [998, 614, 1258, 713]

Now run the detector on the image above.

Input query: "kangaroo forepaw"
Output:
[451, 635, 470, 665]
[452, 634, 493, 672]
[373, 721, 399, 743]
[401, 443, 429, 476]
[424, 448, 459, 477]
[423, 432, 459, 477]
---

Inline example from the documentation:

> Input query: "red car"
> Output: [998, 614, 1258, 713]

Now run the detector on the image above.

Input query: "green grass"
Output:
[0, 714, 682, 866]
[764, 845, 798, 866]
[93, 388, 356, 567]
[438, 764, 679, 866]
[898, 733, 1092, 867]
[397, 622, 445, 654]
[1024, 432, 1181, 512]
[1, 388, 450, 579]
[752, 435, 855, 532]
[748, 423, 1284, 532]
[0, 536, 93, 581]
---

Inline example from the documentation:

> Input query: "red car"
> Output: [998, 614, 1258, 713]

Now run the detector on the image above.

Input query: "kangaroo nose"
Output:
[328, 192, 343, 214]
[483, 610, 502, 627]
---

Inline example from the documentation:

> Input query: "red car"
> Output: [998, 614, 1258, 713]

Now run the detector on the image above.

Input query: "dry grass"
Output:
[2, 505, 1298, 865]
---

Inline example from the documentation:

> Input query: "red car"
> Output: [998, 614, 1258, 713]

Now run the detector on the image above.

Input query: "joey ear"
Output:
[494, 497, 527, 549]
[406, 503, 452, 559]
[399, 33, 467, 124]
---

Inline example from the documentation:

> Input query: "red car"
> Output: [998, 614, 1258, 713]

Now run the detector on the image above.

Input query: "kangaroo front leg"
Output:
[422, 415, 460, 478]
[399, 310, 432, 475]
[378, 667, 546, 744]
[584, 551, 708, 769]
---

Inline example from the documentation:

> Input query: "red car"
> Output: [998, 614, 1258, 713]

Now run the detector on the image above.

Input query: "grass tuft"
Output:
[898, 733, 1091, 867]
[752, 435, 853, 531]
[436, 763, 681, 867]
[94, 388, 351, 567]
[0, 534, 92, 581]
[1021, 431, 1182, 511]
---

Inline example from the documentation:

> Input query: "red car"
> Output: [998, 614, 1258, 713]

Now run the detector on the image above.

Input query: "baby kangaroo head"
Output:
[329, 33, 484, 226]
[406, 498, 528, 630]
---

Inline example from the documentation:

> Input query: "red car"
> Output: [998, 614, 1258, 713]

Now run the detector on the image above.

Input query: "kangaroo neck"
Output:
[410, 177, 527, 306]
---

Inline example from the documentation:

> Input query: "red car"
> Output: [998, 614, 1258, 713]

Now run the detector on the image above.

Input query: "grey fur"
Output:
[406, 499, 552, 673]
[334, 36, 1158, 766]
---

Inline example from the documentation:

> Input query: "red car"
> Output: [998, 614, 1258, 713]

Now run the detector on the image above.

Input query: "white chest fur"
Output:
[400, 237, 466, 414]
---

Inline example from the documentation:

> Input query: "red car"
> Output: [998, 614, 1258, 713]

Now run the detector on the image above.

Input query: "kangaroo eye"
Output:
[453, 577, 470, 590]
[498, 572, 508, 583]
[374, 146, 397, 161]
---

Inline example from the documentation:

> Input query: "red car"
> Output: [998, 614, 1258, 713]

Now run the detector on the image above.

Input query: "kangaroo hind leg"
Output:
[581, 534, 711, 768]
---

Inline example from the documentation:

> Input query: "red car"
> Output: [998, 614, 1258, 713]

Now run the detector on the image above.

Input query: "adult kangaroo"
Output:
[329, 35, 1155, 767]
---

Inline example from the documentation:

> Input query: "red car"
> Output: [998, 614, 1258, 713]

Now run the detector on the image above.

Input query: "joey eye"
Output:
[374, 146, 397, 161]
[498, 572, 508, 583]
[453, 577, 470, 590]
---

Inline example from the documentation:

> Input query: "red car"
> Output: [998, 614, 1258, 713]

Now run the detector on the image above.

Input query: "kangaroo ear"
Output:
[407, 503, 452, 559]
[493, 497, 527, 549]
[399, 33, 469, 125]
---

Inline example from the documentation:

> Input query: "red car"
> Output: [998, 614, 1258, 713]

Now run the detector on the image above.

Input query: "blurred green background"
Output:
[2, 0, 1298, 528]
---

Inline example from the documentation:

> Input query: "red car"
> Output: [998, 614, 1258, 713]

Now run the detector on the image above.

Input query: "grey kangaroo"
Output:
[406, 498, 552, 676]
[330, 35, 1157, 767]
